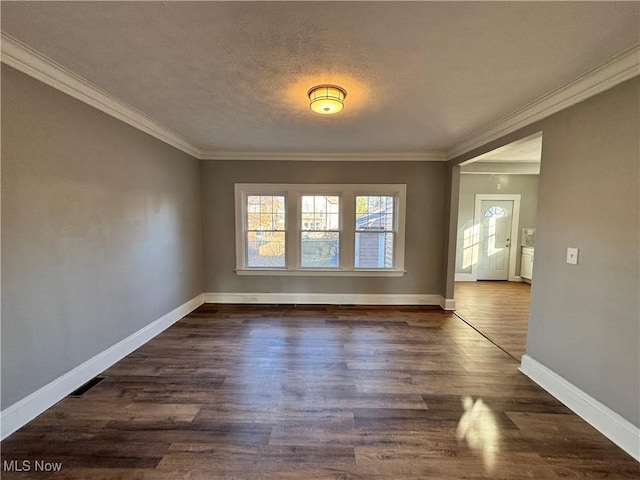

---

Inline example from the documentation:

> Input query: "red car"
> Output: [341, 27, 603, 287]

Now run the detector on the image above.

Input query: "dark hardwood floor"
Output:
[2, 304, 637, 479]
[454, 281, 531, 360]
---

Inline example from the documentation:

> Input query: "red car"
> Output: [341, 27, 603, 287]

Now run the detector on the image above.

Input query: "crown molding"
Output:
[447, 43, 640, 160]
[0, 33, 200, 158]
[199, 150, 447, 162]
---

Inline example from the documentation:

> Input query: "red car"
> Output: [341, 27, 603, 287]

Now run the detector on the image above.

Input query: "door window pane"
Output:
[484, 206, 506, 217]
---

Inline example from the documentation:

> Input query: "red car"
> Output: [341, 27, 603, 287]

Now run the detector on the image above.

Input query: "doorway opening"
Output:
[453, 132, 542, 360]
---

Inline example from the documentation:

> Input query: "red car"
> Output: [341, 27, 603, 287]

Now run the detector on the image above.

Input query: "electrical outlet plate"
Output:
[566, 247, 579, 265]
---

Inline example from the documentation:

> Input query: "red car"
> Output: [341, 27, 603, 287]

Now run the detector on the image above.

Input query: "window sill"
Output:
[235, 268, 406, 277]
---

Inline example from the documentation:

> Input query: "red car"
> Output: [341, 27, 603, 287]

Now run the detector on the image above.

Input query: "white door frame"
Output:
[471, 194, 521, 281]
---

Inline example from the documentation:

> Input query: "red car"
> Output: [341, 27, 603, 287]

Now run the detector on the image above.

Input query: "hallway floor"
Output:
[454, 281, 531, 360]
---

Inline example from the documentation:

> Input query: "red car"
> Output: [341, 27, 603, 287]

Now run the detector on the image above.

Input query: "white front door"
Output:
[477, 200, 513, 280]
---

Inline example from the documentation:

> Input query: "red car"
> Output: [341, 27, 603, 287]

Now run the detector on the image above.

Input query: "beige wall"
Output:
[447, 77, 640, 427]
[1, 66, 203, 408]
[456, 174, 539, 275]
[201, 160, 446, 296]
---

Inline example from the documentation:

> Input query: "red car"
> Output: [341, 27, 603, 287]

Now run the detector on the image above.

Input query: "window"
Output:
[301, 195, 340, 268]
[246, 195, 286, 267]
[235, 184, 406, 276]
[355, 195, 395, 268]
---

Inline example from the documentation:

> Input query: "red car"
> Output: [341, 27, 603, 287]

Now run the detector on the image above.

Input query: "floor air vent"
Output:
[69, 376, 104, 397]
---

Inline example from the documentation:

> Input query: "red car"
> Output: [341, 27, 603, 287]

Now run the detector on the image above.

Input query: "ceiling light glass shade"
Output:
[308, 84, 347, 114]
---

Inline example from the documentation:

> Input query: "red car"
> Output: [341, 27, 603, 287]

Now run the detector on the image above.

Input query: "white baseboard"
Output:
[455, 273, 524, 283]
[520, 355, 640, 461]
[439, 297, 456, 310]
[454, 273, 475, 282]
[203, 292, 443, 306]
[0, 294, 204, 441]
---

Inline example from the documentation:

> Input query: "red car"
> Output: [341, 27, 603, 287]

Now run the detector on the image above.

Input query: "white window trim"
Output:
[234, 183, 407, 277]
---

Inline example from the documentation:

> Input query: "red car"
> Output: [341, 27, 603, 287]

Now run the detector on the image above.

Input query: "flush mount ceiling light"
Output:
[307, 84, 347, 114]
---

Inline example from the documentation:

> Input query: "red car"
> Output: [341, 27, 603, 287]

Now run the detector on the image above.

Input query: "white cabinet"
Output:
[521, 247, 534, 281]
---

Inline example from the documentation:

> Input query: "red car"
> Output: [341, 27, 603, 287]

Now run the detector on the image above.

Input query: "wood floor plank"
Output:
[454, 281, 531, 359]
[2, 304, 637, 479]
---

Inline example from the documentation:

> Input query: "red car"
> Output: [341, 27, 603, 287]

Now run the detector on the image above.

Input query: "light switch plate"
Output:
[566, 247, 579, 265]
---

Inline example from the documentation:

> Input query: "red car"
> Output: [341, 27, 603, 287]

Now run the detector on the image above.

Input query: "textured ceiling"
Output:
[461, 134, 542, 174]
[474, 135, 542, 163]
[2, 1, 639, 155]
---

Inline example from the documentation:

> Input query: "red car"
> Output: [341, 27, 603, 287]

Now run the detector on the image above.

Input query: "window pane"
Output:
[272, 196, 286, 214]
[355, 232, 394, 268]
[356, 195, 394, 231]
[248, 231, 285, 267]
[247, 213, 261, 230]
[302, 196, 315, 213]
[302, 195, 340, 231]
[301, 232, 339, 268]
[274, 213, 286, 230]
[246, 195, 286, 232]
[247, 195, 261, 212]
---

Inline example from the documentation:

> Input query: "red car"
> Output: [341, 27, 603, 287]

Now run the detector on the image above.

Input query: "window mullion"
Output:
[287, 191, 300, 270]
[395, 189, 406, 271]
[342, 191, 355, 270]
[234, 186, 247, 269]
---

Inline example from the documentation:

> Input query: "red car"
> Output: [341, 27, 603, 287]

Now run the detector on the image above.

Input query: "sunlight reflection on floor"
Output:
[456, 396, 500, 474]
